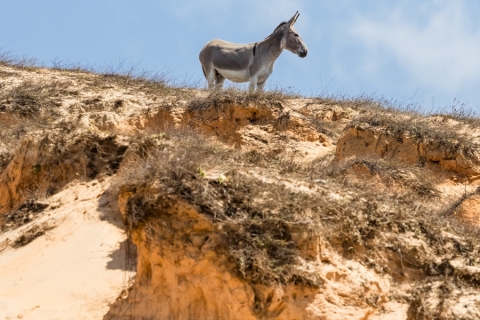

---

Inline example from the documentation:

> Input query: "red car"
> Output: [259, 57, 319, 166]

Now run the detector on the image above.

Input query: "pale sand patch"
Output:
[0, 179, 133, 320]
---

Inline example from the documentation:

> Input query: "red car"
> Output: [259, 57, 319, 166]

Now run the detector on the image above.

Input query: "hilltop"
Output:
[1, 60, 480, 319]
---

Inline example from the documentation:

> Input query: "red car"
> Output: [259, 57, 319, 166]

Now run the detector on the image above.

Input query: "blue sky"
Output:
[1, 1, 480, 112]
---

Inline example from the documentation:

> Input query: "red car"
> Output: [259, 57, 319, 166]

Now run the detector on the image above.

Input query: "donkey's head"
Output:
[281, 12, 308, 58]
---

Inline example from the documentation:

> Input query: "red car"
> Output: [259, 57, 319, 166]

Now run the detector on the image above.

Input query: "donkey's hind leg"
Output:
[215, 71, 225, 90]
[257, 79, 267, 91]
[203, 65, 216, 89]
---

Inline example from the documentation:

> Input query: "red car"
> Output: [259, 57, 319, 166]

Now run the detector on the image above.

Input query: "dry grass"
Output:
[313, 93, 480, 156]
[313, 93, 480, 157]
[1, 51, 193, 100]
[187, 87, 300, 111]
[50, 59, 194, 98]
[0, 80, 73, 117]
[314, 95, 373, 108]
[91, 71, 181, 97]
[0, 51, 38, 69]
[0, 78, 83, 155]
[432, 98, 480, 126]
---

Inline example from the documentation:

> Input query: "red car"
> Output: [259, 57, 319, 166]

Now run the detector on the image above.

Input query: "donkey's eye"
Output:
[294, 33, 299, 37]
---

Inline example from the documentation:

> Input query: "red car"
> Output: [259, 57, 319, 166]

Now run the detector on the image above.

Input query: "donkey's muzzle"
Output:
[299, 49, 308, 58]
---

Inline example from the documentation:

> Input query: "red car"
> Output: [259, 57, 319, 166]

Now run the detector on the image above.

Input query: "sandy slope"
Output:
[0, 178, 133, 320]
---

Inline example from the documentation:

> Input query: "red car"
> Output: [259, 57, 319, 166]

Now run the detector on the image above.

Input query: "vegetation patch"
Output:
[115, 129, 480, 290]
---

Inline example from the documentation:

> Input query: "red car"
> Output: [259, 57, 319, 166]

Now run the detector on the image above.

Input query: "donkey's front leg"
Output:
[249, 76, 258, 92]
[257, 67, 272, 91]
[208, 79, 216, 90]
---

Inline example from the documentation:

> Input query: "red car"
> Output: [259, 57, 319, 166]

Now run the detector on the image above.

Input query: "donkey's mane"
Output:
[273, 21, 287, 32]
[264, 21, 287, 39]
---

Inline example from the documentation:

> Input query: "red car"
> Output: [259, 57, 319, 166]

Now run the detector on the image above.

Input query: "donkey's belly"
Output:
[216, 68, 250, 83]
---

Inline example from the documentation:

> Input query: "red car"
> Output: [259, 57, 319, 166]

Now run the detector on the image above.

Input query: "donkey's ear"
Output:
[288, 11, 300, 26]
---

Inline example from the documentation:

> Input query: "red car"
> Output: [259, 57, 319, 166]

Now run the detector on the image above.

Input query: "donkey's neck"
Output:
[257, 31, 285, 63]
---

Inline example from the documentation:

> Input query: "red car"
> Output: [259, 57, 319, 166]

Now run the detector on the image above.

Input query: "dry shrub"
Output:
[115, 131, 321, 286]
[0, 116, 52, 159]
[122, 171, 321, 286]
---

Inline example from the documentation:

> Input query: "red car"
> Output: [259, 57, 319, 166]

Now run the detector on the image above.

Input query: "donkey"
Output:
[199, 11, 308, 91]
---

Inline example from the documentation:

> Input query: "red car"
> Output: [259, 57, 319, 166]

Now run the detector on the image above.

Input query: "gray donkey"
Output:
[199, 11, 308, 91]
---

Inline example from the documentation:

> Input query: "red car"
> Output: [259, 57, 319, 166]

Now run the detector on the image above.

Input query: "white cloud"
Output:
[349, 1, 480, 93]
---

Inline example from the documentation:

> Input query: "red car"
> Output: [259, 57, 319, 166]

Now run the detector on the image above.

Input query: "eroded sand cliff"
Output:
[1, 62, 480, 319]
